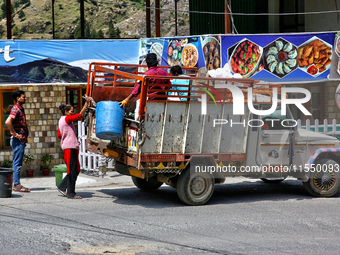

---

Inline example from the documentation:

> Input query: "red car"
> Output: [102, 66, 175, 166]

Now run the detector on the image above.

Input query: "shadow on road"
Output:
[98, 179, 340, 207]
[99, 186, 180, 208]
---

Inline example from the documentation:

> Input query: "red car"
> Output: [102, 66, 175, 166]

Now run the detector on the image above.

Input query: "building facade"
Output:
[0, 84, 86, 174]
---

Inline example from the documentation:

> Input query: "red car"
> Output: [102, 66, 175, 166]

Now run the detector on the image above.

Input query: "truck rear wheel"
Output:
[176, 167, 215, 206]
[132, 176, 163, 191]
[303, 158, 340, 197]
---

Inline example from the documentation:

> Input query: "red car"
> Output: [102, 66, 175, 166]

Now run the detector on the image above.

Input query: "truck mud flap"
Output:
[115, 161, 146, 179]
[115, 161, 130, 176]
[129, 169, 145, 179]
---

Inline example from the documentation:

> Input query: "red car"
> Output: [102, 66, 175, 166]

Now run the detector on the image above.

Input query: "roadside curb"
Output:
[20, 171, 133, 191]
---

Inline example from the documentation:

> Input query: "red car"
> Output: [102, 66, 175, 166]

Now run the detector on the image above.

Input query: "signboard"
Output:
[0, 32, 337, 84]
[148, 32, 336, 83]
[221, 33, 335, 83]
[0, 40, 140, 84]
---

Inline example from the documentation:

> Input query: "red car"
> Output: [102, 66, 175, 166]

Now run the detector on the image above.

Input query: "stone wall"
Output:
[0, 84, 86, 176]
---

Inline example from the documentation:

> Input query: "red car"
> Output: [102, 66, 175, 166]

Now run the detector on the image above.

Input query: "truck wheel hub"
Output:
[314, 171, 336, 190]
[190, 177, 206, 195]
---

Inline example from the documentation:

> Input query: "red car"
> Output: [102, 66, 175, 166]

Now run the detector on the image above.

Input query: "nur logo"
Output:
[197, 82, 311, 116]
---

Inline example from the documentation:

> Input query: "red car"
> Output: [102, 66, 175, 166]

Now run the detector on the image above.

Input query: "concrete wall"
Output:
[0, 84, 86, 176]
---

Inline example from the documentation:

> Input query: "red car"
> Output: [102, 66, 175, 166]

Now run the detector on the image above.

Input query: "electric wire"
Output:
[335, 0, 339, 23]
[226, 2, 238, 34]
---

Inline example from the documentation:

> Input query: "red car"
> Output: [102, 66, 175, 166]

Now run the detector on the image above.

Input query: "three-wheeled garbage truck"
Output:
[85, 62, 340, 205]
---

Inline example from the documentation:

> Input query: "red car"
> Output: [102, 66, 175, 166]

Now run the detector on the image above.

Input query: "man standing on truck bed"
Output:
[119, 53, 170, 109]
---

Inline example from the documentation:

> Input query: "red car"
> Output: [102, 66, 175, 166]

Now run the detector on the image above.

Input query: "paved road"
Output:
[1, 173, 340, 255]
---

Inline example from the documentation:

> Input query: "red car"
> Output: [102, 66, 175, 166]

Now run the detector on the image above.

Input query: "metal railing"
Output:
[77, 121, 114, 176]
[298, 119, 340, 139]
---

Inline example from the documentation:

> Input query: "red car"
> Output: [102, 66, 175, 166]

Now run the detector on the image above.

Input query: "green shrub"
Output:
[41, 154, 55, 169]
[97, 29, 104, 38]
[18, 9, 25, 19]
[13, 26, 20, 36]
[0, 159, 12, 168]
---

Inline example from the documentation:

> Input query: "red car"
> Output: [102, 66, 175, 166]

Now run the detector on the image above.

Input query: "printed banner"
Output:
[221, 33, 335, 83]
[0, 32, 337, 84]
[0, 40, 140, 84]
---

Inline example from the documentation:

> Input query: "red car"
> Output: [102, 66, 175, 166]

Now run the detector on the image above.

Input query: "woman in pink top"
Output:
[57, 97, 91, 199]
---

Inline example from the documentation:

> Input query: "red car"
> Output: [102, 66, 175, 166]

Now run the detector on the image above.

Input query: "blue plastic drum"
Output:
[96, 101, 124, 140]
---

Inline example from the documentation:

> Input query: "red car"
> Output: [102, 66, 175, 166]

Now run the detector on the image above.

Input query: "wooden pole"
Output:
[175, 0, 178, 36]
[52, 0, 55, 39]
[155, 0, 160, 37]
[146, 0, 151, 37]
[225, 0, 231, 34]
[80, 0, 85, 38]
[6, 0, 11, 39]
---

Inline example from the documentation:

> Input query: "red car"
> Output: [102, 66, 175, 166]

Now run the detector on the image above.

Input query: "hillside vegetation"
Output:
[0, 0, 189, 39]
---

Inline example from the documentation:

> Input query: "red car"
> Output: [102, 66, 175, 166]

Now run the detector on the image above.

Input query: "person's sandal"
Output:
[13, 185, 30, 193]
[67, 195, 82, 199]
[56, 187, 67, 197]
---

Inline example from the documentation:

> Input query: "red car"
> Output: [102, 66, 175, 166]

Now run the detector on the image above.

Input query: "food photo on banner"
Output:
[201, 35, 221, 71]
[221, 32, 335, 83]
[0, 40, 140, 84]
[160, 36, 205, 70]
[139, 38, 165, 68]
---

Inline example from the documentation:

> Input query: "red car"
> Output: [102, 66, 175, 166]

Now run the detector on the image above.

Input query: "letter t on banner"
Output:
[0, 45, 15, 63]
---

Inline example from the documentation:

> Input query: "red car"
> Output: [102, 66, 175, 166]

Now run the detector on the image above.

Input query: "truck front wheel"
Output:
[303, 158, 340, 197]
[176, 167, 215, 206]
[132, 176, 163, 191]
